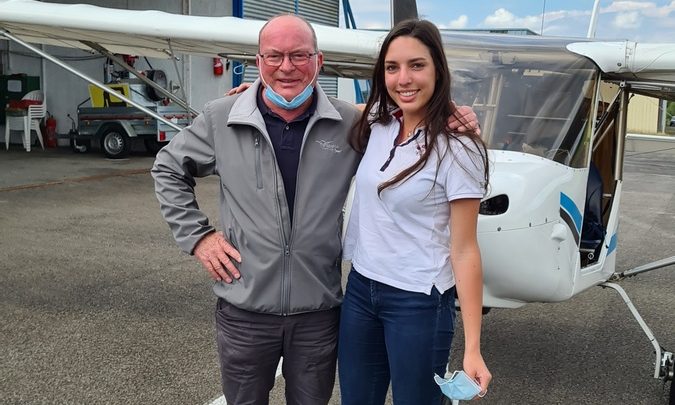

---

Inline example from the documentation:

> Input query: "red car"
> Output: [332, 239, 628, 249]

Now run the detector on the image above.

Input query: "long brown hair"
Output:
[349, 19, 489, 195]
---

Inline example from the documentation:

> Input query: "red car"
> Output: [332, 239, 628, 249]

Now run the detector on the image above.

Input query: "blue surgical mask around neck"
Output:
[259, 56, 318, 110]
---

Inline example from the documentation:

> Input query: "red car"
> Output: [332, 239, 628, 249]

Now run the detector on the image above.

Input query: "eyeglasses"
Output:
[258, 52, 317, 67]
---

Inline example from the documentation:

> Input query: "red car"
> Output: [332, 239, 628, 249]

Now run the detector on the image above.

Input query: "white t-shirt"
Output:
[343, 112, 486, 295]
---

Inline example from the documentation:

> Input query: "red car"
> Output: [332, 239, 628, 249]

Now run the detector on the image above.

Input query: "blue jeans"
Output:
[338, 269, 456, 405]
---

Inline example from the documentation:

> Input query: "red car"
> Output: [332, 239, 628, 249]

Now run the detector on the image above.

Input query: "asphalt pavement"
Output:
[0, 146, 673, 404]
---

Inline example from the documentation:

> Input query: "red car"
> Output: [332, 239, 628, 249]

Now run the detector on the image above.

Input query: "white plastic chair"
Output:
[4, 90, 46, 152]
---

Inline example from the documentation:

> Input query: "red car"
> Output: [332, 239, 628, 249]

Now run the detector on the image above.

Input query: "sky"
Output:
[343, 0, 675, 43]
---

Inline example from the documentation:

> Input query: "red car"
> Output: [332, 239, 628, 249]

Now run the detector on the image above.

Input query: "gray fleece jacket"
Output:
[152, 80, 361, 315]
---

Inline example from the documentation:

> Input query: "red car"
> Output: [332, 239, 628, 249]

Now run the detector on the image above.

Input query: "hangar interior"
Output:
[0, 0, 343, 153]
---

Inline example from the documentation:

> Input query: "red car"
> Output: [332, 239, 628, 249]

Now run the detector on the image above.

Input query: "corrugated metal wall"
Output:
[627, 95, 659, 134]
[242, 0, 338, 97]
[245, 0, 338, 24]
[599, 84, 662, 135]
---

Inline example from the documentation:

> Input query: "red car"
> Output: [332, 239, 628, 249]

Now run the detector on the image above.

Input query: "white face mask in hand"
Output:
[434, 370, 486, 401]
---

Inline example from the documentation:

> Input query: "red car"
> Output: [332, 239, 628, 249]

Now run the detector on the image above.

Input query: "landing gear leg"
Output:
[600, 282, 673, 404]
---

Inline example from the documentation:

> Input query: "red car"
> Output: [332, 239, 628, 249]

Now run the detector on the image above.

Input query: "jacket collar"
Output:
[227, 79, 343, 126]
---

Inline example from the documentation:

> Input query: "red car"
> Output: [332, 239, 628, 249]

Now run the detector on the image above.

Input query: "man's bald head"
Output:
[258, 14, 318, 52]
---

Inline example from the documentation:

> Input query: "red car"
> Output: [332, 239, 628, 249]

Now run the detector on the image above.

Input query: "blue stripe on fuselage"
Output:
[560, 192, 582, 234]
[607, 233, 618, 255]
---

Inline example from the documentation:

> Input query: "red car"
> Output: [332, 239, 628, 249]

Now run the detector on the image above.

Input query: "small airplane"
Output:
[1, 0, 673, 401]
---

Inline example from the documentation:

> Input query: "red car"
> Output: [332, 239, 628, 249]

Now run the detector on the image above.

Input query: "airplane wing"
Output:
[0, 0, 383, 78]
[2, 0, 675, 98]
[568, 41, 675, 100]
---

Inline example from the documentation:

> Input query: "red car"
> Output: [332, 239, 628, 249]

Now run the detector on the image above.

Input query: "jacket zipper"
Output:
[254, 135, 263, 189]
[238, 123, 292, 315]
[281, 116, 323, 314]
[282, 244, 290, 315]
[276, 174, 289, 316]
[268, 143, 289, 315]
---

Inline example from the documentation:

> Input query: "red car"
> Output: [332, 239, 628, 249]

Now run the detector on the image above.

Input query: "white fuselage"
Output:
[479, 151, 620, 308]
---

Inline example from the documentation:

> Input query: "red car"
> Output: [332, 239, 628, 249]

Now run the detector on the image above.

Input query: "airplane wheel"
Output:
[101, 126, 130, 159]
[669, 378, 674, 405]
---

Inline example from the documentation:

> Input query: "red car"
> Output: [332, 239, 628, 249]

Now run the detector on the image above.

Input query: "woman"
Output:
[339, 19, 491, 405]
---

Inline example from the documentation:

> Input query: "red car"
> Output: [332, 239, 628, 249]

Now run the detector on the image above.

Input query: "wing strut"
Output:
[615, 256, 675, 278]
[0, 29, 182, 131]
[614, 84, 629, 181]
[81, 41, 198, 116]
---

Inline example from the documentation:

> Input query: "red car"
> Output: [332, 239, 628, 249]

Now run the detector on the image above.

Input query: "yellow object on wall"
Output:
[88, 84, 130, 108]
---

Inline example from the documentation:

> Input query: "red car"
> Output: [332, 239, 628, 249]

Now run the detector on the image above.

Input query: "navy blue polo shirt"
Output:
[256, 88, 317, 222]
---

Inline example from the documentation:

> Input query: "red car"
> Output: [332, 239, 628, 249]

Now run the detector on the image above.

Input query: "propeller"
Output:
[392, 0, 418, 25]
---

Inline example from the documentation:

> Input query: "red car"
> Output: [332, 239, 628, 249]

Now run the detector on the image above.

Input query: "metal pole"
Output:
[182, 0, 191, 111]
[80, 41, 198, 116]
[659, 99, 667, 133]
[540, 0, 546, 35]
[600, 282, 662, 379]
[41, 44, 47, 105]
[621, 256, 675, 278]
[587, 0, 601, 38]
[0, 29, 182, 131]
[615, 85, 628, 181]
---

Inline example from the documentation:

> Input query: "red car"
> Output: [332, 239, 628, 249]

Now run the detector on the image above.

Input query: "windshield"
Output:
[443, 33, 598, 168]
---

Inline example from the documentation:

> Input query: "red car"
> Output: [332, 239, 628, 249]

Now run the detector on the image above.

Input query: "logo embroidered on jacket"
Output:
[315, 139, 342, 153]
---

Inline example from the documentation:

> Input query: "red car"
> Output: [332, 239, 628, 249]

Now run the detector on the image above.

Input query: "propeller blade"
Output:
[392, 0, 418, 25]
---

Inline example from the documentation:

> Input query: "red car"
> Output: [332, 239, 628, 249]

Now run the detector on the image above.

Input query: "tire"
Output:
[100, 126, 130, 159]
[145, 70, 168, 101]
[144, 138, 168, 155]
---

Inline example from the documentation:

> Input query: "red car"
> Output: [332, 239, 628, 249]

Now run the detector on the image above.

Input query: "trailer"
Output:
[70, 79, 191, 159]
[73, 104, 188, 158]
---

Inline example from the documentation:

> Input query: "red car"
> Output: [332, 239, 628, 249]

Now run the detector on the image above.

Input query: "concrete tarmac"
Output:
[0, 147, 673, 404]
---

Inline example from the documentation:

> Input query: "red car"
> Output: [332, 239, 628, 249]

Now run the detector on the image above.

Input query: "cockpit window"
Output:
[444, 33, 597, 168]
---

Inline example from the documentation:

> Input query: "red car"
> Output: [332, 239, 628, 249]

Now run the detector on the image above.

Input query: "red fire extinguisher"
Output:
[213, 57, 224, 76]
[45, 114, 58, 148]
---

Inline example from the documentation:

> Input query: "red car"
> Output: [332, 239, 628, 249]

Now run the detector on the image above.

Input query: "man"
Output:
[152, 14, 479, 405]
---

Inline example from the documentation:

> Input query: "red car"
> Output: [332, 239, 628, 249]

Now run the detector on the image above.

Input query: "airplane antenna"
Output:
[587, 0, 601, 38]
[540, 0, 546, 35]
